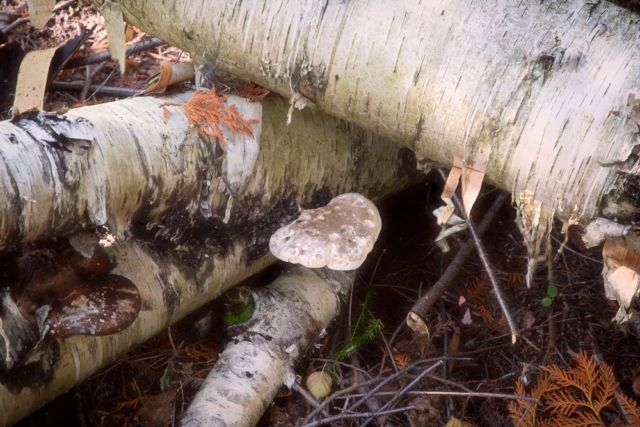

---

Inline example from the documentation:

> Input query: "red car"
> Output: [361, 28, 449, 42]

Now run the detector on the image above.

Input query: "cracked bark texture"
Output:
[181, 267, 353, 427]
[97, 0, 640, 224]
[0, 92, 419, 426]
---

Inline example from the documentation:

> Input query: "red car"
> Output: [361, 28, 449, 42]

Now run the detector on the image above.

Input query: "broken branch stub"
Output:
[269, 193, 382, 271]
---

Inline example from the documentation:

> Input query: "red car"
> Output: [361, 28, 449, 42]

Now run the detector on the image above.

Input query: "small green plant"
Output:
[335, 288, 383, 361]
[541, 282, 558, 307]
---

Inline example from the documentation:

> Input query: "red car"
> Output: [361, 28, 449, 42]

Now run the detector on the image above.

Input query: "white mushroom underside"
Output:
[269, 193, 382, 270]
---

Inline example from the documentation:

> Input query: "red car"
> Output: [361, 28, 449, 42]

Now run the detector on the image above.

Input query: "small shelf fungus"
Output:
[269, 193, 382, 271]
[0, 231, 141, 372]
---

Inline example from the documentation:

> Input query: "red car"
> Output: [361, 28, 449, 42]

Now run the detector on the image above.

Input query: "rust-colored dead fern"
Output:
[185, 343, 219, 361]
[393, 352, 409, 370]
[615, 389, 640, 425]
[508, 350, 635, 427]
[165, 89, 257, 149]
[509, 370, 558, 427]
[466, 275, 488, 299]
[230, 81, 270, 102]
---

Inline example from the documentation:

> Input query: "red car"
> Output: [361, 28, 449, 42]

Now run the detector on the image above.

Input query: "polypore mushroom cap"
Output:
[269, 193, 382, 270]
[13, 237, 141, 340]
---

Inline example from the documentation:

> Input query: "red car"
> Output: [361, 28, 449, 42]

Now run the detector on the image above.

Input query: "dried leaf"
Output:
[479, 305, 494, 324]
[443, 416, 474, 427]
[26, 0, 55, 28]
[461, 308, 472, 325]
[116, 397, 140, 411]
[185, 344, 219, 361]
[467, 276, 488, 299]
[602, 239, 640, 324]
[306, 371, 332, 400]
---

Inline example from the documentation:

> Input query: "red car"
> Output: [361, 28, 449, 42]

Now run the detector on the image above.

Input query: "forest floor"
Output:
[3, 2, 640, 426]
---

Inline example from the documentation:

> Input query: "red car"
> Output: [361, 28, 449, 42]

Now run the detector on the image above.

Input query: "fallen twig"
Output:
[300, 358, 444, 424]
[435, 169, 518, 342]
[407, 188, 509, 329]
[50, 81, 140, 98]
[64, 37, 167, 69]
[334, 390, 539, 403]
[299, 406, 417, 427]
[292, 383, 333, 419]
[362, 360, 443, 425]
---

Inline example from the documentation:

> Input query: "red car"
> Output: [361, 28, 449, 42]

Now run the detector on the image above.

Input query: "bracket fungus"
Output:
[0, 231, 140, 372]
[269, 193, 382, 271]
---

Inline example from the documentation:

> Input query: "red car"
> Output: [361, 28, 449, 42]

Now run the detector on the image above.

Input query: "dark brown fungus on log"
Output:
[0, 231, 140, 372]
[47, 275, 140, 338]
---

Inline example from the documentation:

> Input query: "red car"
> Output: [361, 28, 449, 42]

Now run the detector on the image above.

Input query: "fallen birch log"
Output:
[96, 0, 640, 225]
[180, 266, 354, 427]
[0, 91, 419, 426]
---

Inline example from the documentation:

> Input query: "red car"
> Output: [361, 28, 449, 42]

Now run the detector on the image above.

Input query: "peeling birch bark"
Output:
[0, 92, 419, 426]
[181, 266, 353, 427]
[0, 93, 418, 248]
[100, 0, 640, 224]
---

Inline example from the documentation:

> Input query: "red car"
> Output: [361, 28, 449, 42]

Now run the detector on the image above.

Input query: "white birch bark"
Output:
[107, 0, 640, 225]
[180, 266, 353, 427]
[0, 93, 417, 247]
[0, 92, 418, 426]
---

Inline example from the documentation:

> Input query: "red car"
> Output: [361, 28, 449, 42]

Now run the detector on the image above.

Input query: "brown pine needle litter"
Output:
[163, 89, 258, 149]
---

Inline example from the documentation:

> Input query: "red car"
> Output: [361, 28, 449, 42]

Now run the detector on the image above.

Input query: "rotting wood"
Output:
[180, 266, 354, 427]
[0, 89, 421, 426]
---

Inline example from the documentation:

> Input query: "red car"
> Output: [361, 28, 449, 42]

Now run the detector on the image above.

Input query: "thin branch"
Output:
[349, 360, 441, 412]
[299, 372, 388, 424]
[50, 81, 140, 98]
[362, 361, 443, 425]
[80, 61, 108, 102]
[350, 356, 391, 427]
[437, 168, 518, 342]
[333, 390, 539, 403]
[64, 37, 167, 69]
[2, 17, 29, 34]
[549, 231, 602, 264]
[300, 359, 442, 424]
[310, 358, 372, 379]
[87, 65, 119, 100]
[408, 189, 509, 320]
[292, 383, 333, 419]
[299, 406, 416, 427]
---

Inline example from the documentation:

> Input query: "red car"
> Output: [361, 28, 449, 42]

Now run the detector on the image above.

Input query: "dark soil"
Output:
[14, 178, 640, 427]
